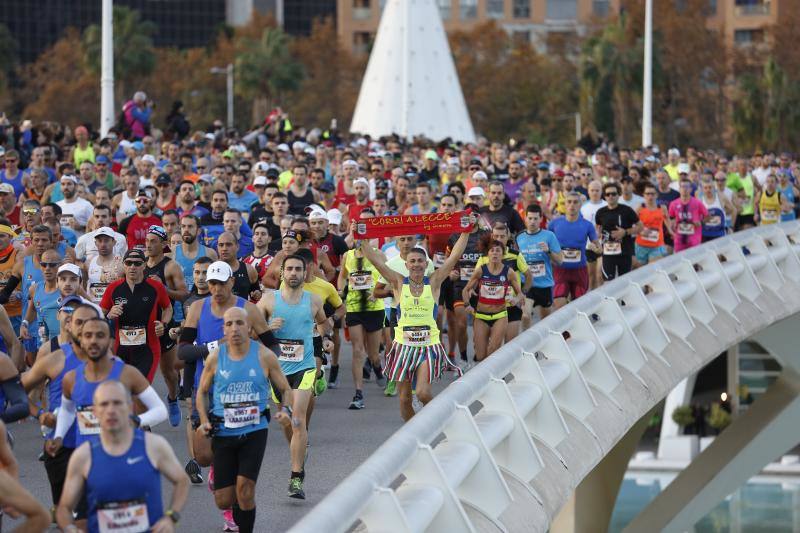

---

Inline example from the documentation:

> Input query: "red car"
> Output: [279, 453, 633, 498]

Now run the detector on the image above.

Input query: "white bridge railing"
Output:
[290, 222, 800, 533]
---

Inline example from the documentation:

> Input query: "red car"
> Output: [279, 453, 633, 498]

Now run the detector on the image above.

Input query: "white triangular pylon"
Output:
[350, 0, 477, 143]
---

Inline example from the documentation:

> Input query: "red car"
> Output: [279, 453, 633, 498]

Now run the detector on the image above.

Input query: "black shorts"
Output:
[384, 307, 399, 328]
[345, 310, 385, 333]
[211, 428, 268, 489]
[313, 335, 323, 359]
[159, 319, 178, 352]
[526, 286, 554, 308]
[586, 249, 599, 263]
[44, 446, 88, 519]
[601, 254, 633, 281]
[440, 277, 454, 310]
[118, 348, 158, 383]
[507, 305, 522, 323]
[735, 213, 755, 231]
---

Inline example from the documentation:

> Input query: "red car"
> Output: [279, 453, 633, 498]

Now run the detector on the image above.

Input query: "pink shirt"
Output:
[669, 197, 708, 251]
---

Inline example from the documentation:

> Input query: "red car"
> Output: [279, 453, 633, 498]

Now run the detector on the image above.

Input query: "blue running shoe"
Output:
[167, 395, 181, 427]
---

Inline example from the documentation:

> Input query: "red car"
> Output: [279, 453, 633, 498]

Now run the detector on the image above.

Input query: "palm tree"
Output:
[83, 6, 157, 104]
[236, 27, 303, 125]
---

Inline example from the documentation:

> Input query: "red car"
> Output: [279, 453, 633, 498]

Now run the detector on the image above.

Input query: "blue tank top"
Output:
[72, 359, 125, 446]
[47, 343, 81, 446]
[33, 283, 61, 344]
[194, 296, 246, 389]
[780, 184, 797, 222]
[22, 255, 44, 319]
[702, 206, 726, 238]
[273, 290, 315, 375]
[50, 181, 64, 203]
[174, 244, 208, 292]
[0, 170, 25, 198]
[211, 340, 269, 437]
[86, 429, 163, 533]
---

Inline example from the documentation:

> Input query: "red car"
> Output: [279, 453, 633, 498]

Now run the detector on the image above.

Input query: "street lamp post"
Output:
[211, 64, 234, 129]
[642, 0, 653, 148]
[100, 0, 114, 137]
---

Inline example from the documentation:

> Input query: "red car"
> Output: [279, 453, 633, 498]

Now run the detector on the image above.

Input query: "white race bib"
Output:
[705, 215, 722, 227]
[223, 402, 260, 429]
[641, 228, 660, 243]
[89, 283, 108, 303]
[678, 222, 695, 235]
[562, 248, 581, 263]
[77, 406, 100, 435]
[529, 261, 546, 278]
[97, 499, 149, 533]
[349, 270, 374, 291]
[119, 327, 146, 346]
[60, 214, 74, 227]
[479, 281, 505, 300]
[402, 326, 431, 346]
[277, 339, 304, 363]
[433, 252, 445, 268]
[459, 265, 475, 281]
[603, 241, 622, 255]
[762, 209, 779, 222]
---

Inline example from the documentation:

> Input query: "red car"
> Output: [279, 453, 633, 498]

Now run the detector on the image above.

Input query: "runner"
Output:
[73, 205, 127, 262]
[358, 214, 475, 420]
[579, 180, 606, 289]
[217, 231, 261, 300]
[635, 183, 670, 265]
[446, 218, 486, 364]
[668, 179, 708, 252]
[196, 307, 292, 531]
[699, 177, 728, 242]
[57, 380, 188, 533]
[117, 190, 162, 249]
[755, 174, 791, 226]
[257, 254, 330, 497]
[242, 222, 273, 282]
[143, 225, 189, 426]
[516, 204, 562, 329]
[99, 249, 172, 383]
[83, 227, 124, 304]
[463, 236, 524, 362]
[20, 249, 63, 354]
[595, 182, 640, 281]
[174, 213, 218, 294]
[0, 420, 50, 532]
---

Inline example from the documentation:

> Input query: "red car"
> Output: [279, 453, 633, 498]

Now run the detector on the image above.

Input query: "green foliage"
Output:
[236, 27, 302, 103]
[671, 405, 695, 427]
[707, 403, 731, 431]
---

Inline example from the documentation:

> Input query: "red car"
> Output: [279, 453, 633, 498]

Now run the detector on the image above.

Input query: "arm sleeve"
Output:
[136, 386, 167, 428]
[54, 396, 77, 439]
[178, 327, 209, 362]
[0, 275, 20, 305]
[258, 330, 278, 352]
[0, 377, 29, 423]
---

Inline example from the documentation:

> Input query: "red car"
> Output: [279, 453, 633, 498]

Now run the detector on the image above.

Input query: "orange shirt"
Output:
[636, 206, 665, 248]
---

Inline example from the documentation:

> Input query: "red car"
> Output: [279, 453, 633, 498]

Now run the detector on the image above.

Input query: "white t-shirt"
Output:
[57, 197, 94, 230]
[752, 166, 770, 188]
[580, 200, 607, 225]
[620, 193, 645, 211]
[75, 229, 129, 261]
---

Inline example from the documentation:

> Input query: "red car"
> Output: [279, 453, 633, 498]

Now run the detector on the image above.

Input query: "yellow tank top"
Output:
[759, 190, 781, 225]
[343, 250, 383, 312]
[0, 248, 20, 317]
[555, 191, 566, 215]
[73, 144, 96, 166]
[394, 281, 440, 346]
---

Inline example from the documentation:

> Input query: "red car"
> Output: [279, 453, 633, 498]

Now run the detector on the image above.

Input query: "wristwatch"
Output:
[165, 509, 181, 524]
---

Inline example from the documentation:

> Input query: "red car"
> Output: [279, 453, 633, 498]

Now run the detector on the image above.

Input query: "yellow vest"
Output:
[394, 281, 440, 346]
[759, 190, 781, 225]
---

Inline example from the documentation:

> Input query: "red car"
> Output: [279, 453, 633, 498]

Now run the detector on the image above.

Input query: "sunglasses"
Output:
[196, 166, 208, 170]
[604, 191, 619, 197]
[23, 208, 40, 215]
[124, 260, 144, 267]
[41, 262, 60, 268]
[4, 159, 17, 163]
[469, 166, 481, 171]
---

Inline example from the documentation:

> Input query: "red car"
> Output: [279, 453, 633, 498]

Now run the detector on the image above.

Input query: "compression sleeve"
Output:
[54, 396, 77, 440]
[178, 327, 211, 362]
[0, 275, 20, 305]
[0, 377, 29, 423]
[136, 386, 168, 428]
[258, 330, 277, 351]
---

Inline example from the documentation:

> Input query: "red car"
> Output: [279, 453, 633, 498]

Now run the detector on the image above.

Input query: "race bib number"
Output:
[529, 261, 547, 278]
[641, 228, 660, 243]
[77, 406, 100, 435]
[402, 326, 431, 346]
[89, 283, 108, 302]
[277, 339, 304, 363]
[349, 270, 374, 291]
[97, 499, 149, 533]
[433, 252, 445, 268]
[603, 241, 622, 255]
[60, 214, 74, 227]
[459, 265, 475, 281]
[562, 248, 581, 263]
[223, 401, 260, 429]
[119, 327, 146, 346]
[762, 209, 779, 222]
[678, 222, 695, 235]
[705, 215, 722, 227]
[479, 281, 505, 300]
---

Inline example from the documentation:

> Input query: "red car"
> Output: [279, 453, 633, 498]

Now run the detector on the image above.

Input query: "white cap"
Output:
[253, 176, 268, 186]
[253, 161, 270, 173]
[471, 170, 488, 181]
[306, 204, 328, 220]
[204, 132, 215, 141]
[60, 174, 79, 184]
[468, 186, 486, 197]
[668, 148, 681, 157]
[94, 227, 115, 239]
[678, 162, 691, 174]
[355, 138, 368, 147]
[292, 141, 307, 151]
[353, 177, 369, 187]
[141, 154, 156, 165]
[57, 263, 82, 278]
[447, 157, 460, 166]
[326, 208, 343, 225]
[277, 143, 290, 152]
[342, 159, 358, 169]
[206, 261, 233, 282]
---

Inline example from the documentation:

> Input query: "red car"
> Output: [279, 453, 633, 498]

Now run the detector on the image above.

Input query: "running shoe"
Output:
[328, 378, 339, 389]
[384, 381, 397, 397]
[185, 458, 203, 484]
[314, 374, 328, 396]
[167, 395, 182, 427]
[288, 477, 306, 499]
[223, 508, 238, 532]
[411, 394, 424, 413]
[375, 374, 387, 388]
[348, 393, 365, 410]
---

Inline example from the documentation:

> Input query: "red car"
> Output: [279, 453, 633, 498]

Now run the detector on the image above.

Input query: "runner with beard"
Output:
[143, 225, 189, 426]
[177, 256, 212, 404]
[446, 223, 487, 365]
[216, 231, 261, 301]
[23, 299, 95, 523]
[174, 214, 217, 294]
[242, 222, 274, 281]
[117, 190, 161, 249]
[83, 227, 124, 304]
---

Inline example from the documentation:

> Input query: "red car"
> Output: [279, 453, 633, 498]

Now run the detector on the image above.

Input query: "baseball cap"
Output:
[147, 225, 167, 240]
[353, 177, 369, 187]
[123, 249, 146, 262]
[678, 163, 691, 174]
[57, 263, 82, 278]
[60, 174, 79, 184]
[668, 148, 681, 157]
[136, 189, 152, 199]
[424, 150, 438, 161]
[306, 204, 328, 220]
[326, 208, 343, 225]
[0, 183, 14, 195]
[59, 294, 83, 312]
[317, 182, 334, 193]
[342, 159, 358, 169]
[155, 173, 172, 185]
[132, 141, 145, 152]
[141, 154, 156, 165]
[95, 155, 110, 164]
[277, 143, 290, 152]
[471, 170, 488, 181]
[537, 162, 550, 170]
[253, 176, 267, 186]
[198, 174, 214, 184]
[206, 261, 233, 283]
[253, 161, 270, 174]
[94, 227, 116, 239]
[266, 168, 280, 180]
[467, 186, 485, 197]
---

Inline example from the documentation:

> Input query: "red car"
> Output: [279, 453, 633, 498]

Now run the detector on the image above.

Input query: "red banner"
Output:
[354, 210, 474, 239]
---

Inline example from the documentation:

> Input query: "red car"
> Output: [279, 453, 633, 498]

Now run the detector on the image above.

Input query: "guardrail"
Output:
[290, 222, 800, 533]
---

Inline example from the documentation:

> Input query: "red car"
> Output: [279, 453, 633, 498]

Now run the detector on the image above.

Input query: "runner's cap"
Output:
[467, 186, 485, 197]
[123, 249, 146, 262]
[306, 204, 328, 220]
[59, 294, 83, 311]
[148, 225, 167, 241]
[206, 261, 233, 282]
[326, 208, 343, 225]
[57, 263, 82, 278]
[94, 227, 115, 239]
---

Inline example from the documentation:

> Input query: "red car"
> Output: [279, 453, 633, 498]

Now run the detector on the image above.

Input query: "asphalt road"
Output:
[5, 340, 460, 532]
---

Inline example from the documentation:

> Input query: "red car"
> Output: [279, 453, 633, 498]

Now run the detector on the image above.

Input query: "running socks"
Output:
[233, 504, 256, 533]
[372, 363, 384, 380]
[291, 471, 303, 479]
[460, 349, 468, 361]
[330, 364, 339, 382]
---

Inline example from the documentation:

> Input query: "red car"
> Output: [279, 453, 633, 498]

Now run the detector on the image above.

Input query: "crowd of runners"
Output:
[0, 100, 796, 531]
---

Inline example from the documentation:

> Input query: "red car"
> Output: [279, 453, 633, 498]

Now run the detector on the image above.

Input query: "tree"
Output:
[236, 26, 302, 125]
[0, 23, 19, 113]
[83, 5, 157, 105]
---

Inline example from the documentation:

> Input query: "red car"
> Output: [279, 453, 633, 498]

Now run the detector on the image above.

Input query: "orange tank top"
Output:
[0, 248, 21, 317]
[636, 207, 665, 248]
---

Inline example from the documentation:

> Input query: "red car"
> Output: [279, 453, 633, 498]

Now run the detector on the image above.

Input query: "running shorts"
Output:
[211, 428, 268, 489]
[345, 310, 385, 333]
[553, 266, 589, 301]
